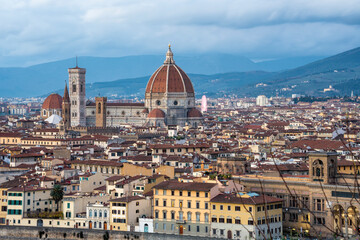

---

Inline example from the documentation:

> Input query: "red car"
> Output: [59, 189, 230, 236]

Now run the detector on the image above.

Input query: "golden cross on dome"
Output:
[168, 43, 171, 48]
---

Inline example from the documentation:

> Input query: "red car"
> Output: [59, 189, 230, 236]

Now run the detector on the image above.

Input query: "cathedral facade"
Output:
[52, 46, 202, 128]
[144, 45, 202, 127]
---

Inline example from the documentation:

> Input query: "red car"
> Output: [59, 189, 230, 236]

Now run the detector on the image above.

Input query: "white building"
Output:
[256, 95, 269, 107]
[86, 202, 110, 230]
[137, 218, 154, 233]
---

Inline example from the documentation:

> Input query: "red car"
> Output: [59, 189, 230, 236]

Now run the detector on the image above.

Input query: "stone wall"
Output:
[0, 225, 218, 240]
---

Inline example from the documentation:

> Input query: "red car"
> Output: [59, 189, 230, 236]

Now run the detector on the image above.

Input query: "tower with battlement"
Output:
[95, 97, 107, 128]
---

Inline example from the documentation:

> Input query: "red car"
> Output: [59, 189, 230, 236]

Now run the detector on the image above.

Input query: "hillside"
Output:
[2, 46, 360, 98]
[50, 71, 276, 98]
[237, 47, 360, 96]
[44, 46, 360, 98]
[0, 54, 319, 97]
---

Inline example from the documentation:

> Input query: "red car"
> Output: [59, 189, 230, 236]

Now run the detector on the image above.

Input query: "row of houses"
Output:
[1, 176, 282, 240]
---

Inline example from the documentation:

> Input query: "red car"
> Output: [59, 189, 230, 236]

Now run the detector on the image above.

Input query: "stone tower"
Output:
[62, 82, 71, 129]
[309, 152, 338, 184]
[95, 97, 107, 127]
[69, 64, 86, 126]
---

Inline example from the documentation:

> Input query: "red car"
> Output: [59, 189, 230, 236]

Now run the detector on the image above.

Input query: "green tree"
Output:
[50, 184, 64, 211]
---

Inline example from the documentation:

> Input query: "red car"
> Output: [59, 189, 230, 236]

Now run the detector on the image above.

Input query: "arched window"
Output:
[89, 209, 92, 217]
[99, 210, 102, 218]
[104, 210, 107, 218]
[196, 212, 200, 222]
[313, 160, 324, 177]
[94, 210, 97, 217]
[204, 213, 209, 223]
[179, 211, 183, 220]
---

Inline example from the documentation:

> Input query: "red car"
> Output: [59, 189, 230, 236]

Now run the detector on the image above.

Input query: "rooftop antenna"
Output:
[76, 56, 78, 67]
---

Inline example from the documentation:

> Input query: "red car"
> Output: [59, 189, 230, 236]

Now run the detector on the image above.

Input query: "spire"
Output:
[63, 80, 70, 102]
[164, 44, 175, 64]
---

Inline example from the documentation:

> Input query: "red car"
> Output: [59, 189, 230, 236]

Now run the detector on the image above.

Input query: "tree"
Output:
[50, 184, 64, 211]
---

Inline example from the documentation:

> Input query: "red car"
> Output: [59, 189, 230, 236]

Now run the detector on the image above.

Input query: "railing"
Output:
[176, 219, 186, 224]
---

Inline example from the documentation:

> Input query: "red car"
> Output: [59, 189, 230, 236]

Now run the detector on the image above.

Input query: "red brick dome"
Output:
[145, 46, 194, 94]
[148, 109, 165, 118]
[187, 108, 202, 118]
[42, 93, 62, 110]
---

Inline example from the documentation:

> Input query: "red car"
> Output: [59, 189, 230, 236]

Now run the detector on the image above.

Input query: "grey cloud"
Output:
[0, 0, 359, 66]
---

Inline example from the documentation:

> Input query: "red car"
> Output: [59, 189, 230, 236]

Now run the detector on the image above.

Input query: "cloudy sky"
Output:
[1, 0, 360, 66]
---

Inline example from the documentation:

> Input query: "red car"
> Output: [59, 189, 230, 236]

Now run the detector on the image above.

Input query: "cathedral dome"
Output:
[148, 109, 165, 118]
[42, 93, 62, 110]
[145, 45, 194, 94]
[187, 108, 202, 118]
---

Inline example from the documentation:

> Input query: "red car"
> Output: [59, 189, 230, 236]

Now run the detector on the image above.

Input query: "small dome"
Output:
[42, 93, 62, 110]
[148, 109, 165, 118]
[142, 108, 149, 114]
[187, 108, 202, 118]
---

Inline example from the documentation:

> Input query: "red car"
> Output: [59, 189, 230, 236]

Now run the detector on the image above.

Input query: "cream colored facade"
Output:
[62, 194, 110, 221]
[109, 196, 152, 231]
[6, 187, 56, 225]
[151, 144, 210, 156]
[0, 188, 7, 224]
[152, 180, 220, 237]
[86, 103, 146, 127]
[71, 160, 175, 179]
[0, 133, 22, 145]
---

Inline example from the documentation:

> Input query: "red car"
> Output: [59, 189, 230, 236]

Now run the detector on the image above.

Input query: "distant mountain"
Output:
[3, 46, 360, 98]
[0, 53, 322, 97]
[50, 71, 276, 99]
[237, 47, 360, 97]
[255, 56, 323, 72]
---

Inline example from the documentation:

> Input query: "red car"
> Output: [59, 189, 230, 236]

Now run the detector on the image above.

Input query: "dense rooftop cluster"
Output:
[0, 96, 359, 239]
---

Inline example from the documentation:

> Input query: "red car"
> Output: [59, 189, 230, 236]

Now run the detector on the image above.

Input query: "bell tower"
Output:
[95, 97, 107, 128]
[309, 152, 338, 184]
[69, 59, 86, 126]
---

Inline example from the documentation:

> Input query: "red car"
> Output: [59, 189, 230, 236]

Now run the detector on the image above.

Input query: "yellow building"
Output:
[150, 143, 210, 156]
[6, 186, 56, 226]
[71, 160, 174, 179]
[152, 180, 219, 237]
[0, 178, 29, 225]
[0, 132, 22, 146]
[0, 188, 7, 224]
[109, 196, 151, 231]
[337, 159, 360, 175]
[2, 146, 21, 156]
[210, 193, 283, 240]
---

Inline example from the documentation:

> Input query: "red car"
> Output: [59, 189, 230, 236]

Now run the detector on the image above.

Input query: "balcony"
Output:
[176, 219, 186, 224]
